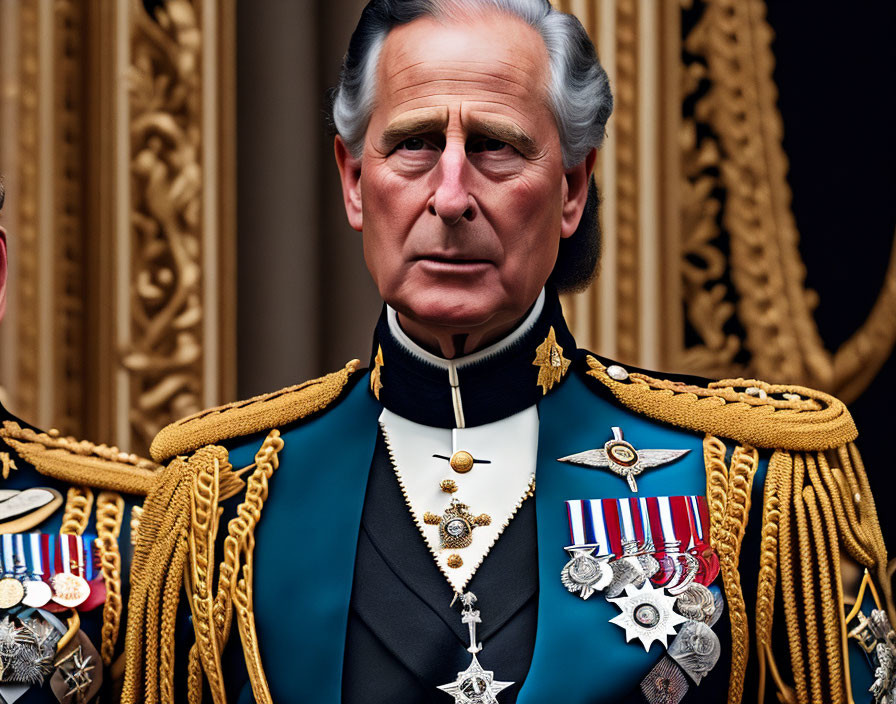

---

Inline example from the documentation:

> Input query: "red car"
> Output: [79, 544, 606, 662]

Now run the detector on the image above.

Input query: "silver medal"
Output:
[667, 620, 721, 685]
[673, 583, 716, 624]
[560, 545, 613, 600]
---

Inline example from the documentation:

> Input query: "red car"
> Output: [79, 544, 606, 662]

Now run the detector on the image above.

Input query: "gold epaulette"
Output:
[0, 421, 160, 495]
[585, 356, 857, 452]
[150, 359, 362, 463]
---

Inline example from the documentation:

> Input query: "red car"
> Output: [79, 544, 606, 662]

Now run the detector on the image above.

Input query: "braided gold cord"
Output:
[719, 444, 758, 704]
[226, 430, 283, 704]
[159, 528, 190, 704]
[60, 486, 93, 535]
[755, 450, 786, 704]
[775, 452, 807, 703]
[213, 432, 282, 655]
[188, 447, 228, 704]
[96, 491, 125, 666]
[792, 454, 824, 704]
[187, 643, 203, 704]
[703, 434, 729, 541]
[802, 479, 842, 704]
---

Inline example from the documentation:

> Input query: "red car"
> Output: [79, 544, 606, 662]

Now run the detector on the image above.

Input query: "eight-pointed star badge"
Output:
[608, 581, 687, 651]
[557, 427, 689, 492]
[437, 654, 513, 704]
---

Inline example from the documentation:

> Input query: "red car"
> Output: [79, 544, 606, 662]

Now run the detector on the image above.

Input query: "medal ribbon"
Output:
[13, 534, 28, 578]
[0, 534, 13, 577]
[566, 496, 708, 555]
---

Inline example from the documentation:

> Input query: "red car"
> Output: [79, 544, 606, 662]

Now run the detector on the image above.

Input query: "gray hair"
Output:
[331, 0, 613, 168]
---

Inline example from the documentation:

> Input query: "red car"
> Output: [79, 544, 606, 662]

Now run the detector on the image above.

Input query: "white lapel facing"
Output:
[379, 406, 538, 592]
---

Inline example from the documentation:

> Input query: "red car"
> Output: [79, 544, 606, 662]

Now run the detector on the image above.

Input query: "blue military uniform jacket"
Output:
[123, 288, 894, 704]
[0, 404, 158, 702]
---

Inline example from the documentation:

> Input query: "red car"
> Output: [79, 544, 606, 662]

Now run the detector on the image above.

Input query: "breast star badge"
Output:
[558, 427, 689, 492]
[438, 593, 513, 703]
[608, 582, 687, 651]
[437, 654, 513, 704]
[532, 326, 570, 394]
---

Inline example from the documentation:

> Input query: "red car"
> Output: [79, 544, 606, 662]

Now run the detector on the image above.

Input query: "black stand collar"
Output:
[369, 287, 577, 428]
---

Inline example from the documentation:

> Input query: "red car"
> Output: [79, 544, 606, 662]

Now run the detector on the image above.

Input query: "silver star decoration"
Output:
[608, 581, 687, 651]
[437, 654, 513, 703]
[558, 427, 689, 492]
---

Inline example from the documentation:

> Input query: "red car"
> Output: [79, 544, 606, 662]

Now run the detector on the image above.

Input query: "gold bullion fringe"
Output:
[122, 454, 193, 704]
[60, 487, 93, 536]
[96, 491, 125, 666]
[703, 436, 758, 704]
[753, 443, 893, 704]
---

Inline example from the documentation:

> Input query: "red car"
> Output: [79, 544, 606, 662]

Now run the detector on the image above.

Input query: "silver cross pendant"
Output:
[557, 427, 689, 492]
[438, 593, 513, 703]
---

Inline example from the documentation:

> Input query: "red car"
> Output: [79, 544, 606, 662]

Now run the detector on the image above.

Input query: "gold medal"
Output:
[0, 576, 24, 609]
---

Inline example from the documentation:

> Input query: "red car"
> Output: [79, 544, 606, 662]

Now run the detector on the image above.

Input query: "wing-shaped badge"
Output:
[558, 427, 689, 493]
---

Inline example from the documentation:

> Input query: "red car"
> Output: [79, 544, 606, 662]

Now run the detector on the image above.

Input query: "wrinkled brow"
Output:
[467, 117, 538, 158]
[380, 109, 449, 148]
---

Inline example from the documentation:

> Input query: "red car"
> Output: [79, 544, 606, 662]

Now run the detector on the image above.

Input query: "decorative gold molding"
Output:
[560, 0, 896, 404]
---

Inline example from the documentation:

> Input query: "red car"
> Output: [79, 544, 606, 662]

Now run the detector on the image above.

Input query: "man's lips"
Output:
[414, 256, 493, 273]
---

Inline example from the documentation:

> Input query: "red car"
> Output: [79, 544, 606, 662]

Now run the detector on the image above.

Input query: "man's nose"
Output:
[429, 144, 475, 225]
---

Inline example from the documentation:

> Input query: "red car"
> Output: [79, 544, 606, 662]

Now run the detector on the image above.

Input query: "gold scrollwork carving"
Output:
[679, 0, 896, 402]
[126, 0, 205, 450]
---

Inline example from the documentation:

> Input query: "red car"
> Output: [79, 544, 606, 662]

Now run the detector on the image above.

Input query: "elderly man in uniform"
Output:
[124, 1, 895, 703]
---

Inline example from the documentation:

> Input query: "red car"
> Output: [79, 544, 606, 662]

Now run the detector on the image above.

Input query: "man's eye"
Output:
[469, 138, 509, 153]
[398, 138, 427, 151]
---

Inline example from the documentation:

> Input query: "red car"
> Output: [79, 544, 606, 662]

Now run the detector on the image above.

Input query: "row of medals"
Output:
[0, 537, 95, 693]
[562, 537, 724, 701]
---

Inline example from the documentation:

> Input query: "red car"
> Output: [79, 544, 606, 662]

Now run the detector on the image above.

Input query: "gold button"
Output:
[450, 450, 475, 474]
[447, 554, 463, 569]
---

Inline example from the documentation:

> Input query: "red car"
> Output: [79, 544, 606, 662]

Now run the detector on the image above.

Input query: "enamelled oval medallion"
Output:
[606, 441, 639, 467]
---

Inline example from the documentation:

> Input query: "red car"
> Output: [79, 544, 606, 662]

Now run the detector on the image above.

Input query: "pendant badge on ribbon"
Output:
[51, 534, 91, 608]
[0, 534, 24, 609]
[20, 532, 53, 608]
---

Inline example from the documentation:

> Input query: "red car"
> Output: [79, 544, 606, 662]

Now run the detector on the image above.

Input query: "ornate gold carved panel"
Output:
[0, 0, 235, 453]
[560, 0, 896, 403]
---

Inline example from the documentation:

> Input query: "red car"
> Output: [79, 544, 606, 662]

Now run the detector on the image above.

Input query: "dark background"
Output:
[767, 1, 896, 547]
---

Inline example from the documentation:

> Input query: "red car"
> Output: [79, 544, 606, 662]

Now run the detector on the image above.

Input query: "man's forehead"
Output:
[377, 13, 550, 98]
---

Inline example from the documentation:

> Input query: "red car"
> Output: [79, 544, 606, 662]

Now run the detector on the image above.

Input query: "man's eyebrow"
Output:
[380, 110, 449, 147]
[468, 118, 538, 157]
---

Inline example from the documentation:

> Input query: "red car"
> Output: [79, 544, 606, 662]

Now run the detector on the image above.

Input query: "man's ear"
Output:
[334, 136, 363, 232]
[560, 147, 597, 239]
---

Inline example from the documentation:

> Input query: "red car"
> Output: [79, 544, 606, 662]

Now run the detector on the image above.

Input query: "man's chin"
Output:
[391, 292, 506, 334]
